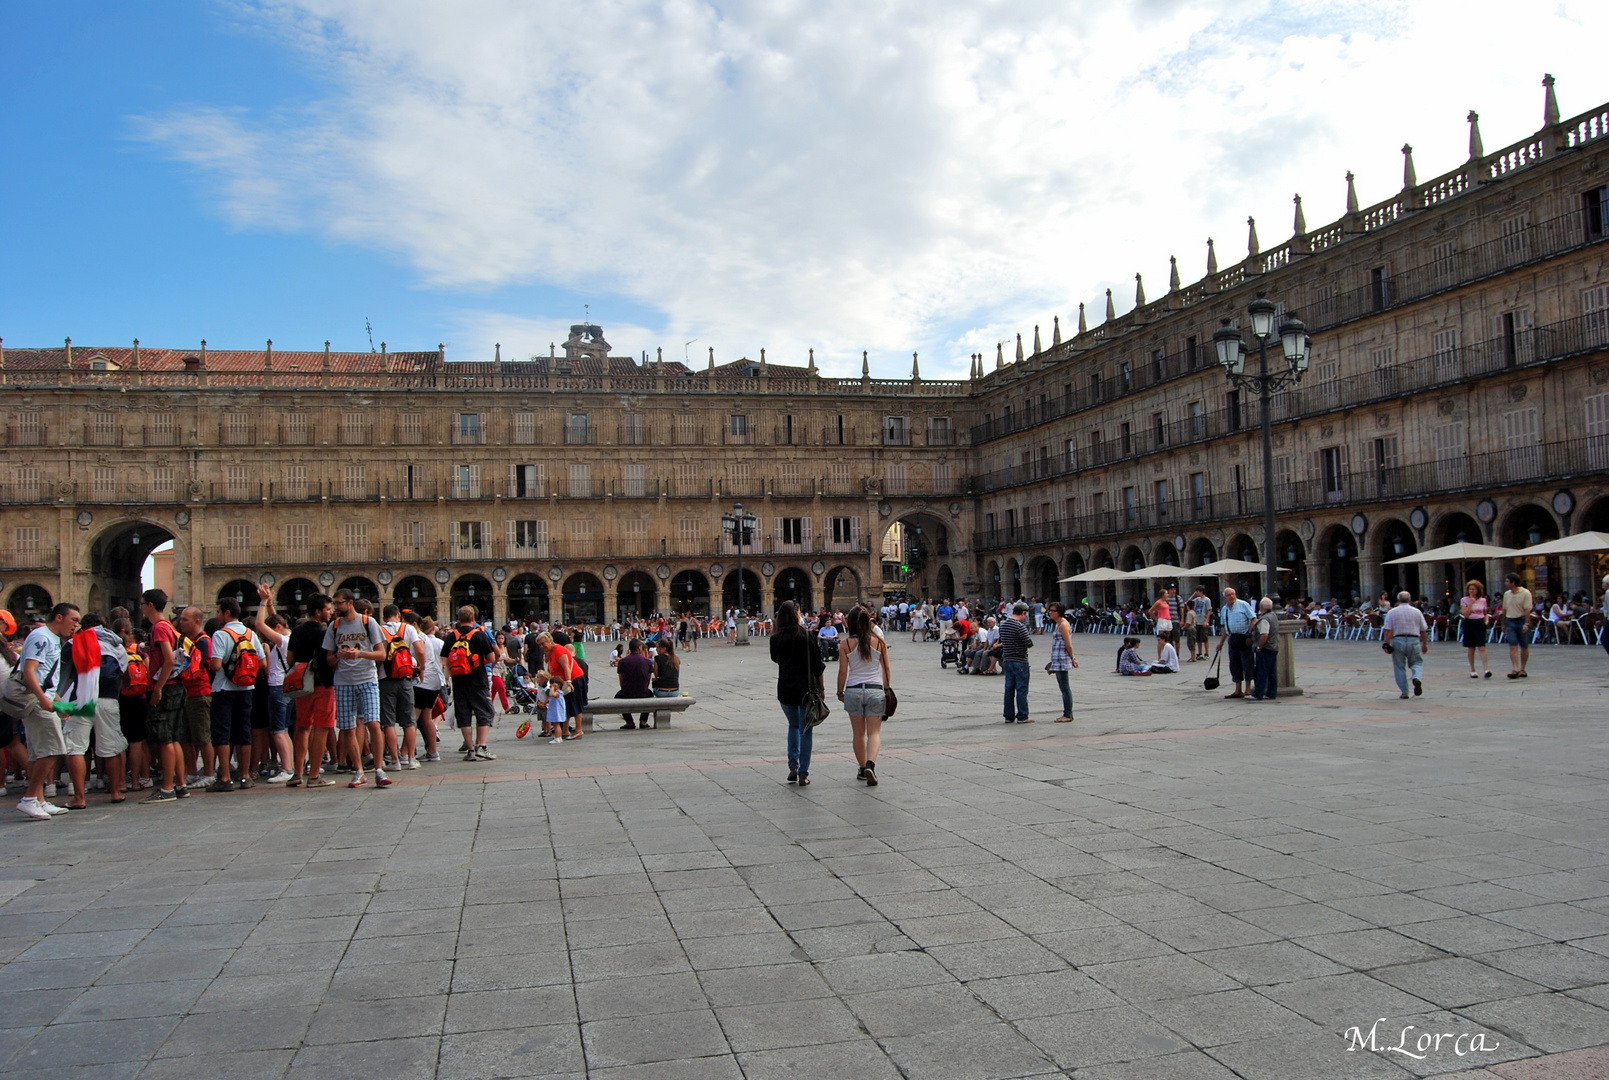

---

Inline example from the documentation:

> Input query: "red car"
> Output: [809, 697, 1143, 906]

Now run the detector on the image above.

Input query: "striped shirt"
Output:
[996, 617, 1034, 663]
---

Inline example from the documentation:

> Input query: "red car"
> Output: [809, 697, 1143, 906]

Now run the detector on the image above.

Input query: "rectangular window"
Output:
[283, 464, 308, 500]
[1152, 412, 1166, 448]
[1231, 464, 1245, 515]
[1155, 479, 1169, 517]
[511, 520, 548, 555]
[779, 462, 801, 494]
[91, 466, 115, 500]
[226, 524, 251, 551]
[511, 463, 544, 498]
[1371, 266, 1389, 311]
[224, 410, 251, 444]
[675, 463, 699, 496]
[226, 465, 251, 499]
[1320, 447, 1344, 502]
[1586, 185, 1608, 238]
[1584, 285, 1609, 337]
[927, 416, 952, 446]
[781, 518, 804, 546]
[1186, 336, 1200, 371]
[621, 463, 646, 498]
[1430, 239, 1457, 279]
[1503, 406, 1541, 477]
[884, 416, 910, 445]
[1119, 422, 1132, 456]
[399, 521, 423, 550]
[399, 412, 424, 444]
[569, 518, 593, 546]
[1120, 362, 1132, 392]
[1371, 346, 1396, 394]
[1089, 371, 1101, 398]
[1090, 491, 1106, 516]
[456, 521, 484, 552]
[828, 516, 859, 547]
[784, 414, 794, 445]
[830, 462, 851, 493]
[1188, 401, 1204, 439]
[1273, 455, 1294, 501]
[339, 416, 370, 445]
[283, 412, 308, 445]
[1433, 421, 1468, 486]
[343, 464, 366, 498]
[1432, 328, 1459, 378]
[1501, 213, 1530, 259]
[13, 527, 40, 563]
[1121, 486, 1136, 523]
[342, 522, 367, 555]
[1063, 439, 1077, 469]
[285, 522, 310, 553]
[1190, 472, 1205, 512]
[14, 412, 39, 446]
[1585, 392, 1609, 468]
[621, 517, 647, 544]
[145, 411, 174, 446]
[675, 414, 698, 444]
[568, 463, 592, 497]
[454, 464, 481, 499]
[564, 413, 590, 445]
[514, 411, 536, 443]
[729, 414, 749, 437]
[1151, 349, 1165, 383]
[150, 466, 174, 502]
[728, 462, 751, 494]
[458, 413, 483, 443]
[677, 517, 702, 554]
[91, 412, 117, 445]
[1503, 311, 1519, 365]
[1375, 435, 1401, 494]
[836, 414, 845, 444]
[886, 463, 908, 494]
[1227, 390, 1242, 432]
[622, 414, 645, 445]
[933, 462, 952, 492]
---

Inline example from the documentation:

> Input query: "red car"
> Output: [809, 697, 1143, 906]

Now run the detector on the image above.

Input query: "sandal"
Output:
[109, 796, 127, 804]
[1054, 716, 1073, 723]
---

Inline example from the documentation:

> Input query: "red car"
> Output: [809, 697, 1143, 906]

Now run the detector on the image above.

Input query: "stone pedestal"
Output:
[1277, 622, 1304, 697]
[734, 619, 750, 646]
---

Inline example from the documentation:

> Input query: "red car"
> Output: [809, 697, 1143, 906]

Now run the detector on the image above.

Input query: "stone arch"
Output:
[1502, 503, 1563, 599]
[393, 575, 438, 619]
[1188, 537, 1217, 567]
[983, 560, 1001, 602]
[7, 583, 53, 626]
[1377, 518, 1419, 598]
[451, 574, 493, 622]
[670, 570, 710, 617]
[505, 574, 548, 622]
[773, 566, 813, 611]
[337, 576, 380, 604]
[87, 517, 175, 617]
[277, 578, 320, 623]
[1318, 524, 1360, 602]
[215, 578, 259, 614]
[1026, 555, 1059, 602]
[1274, 530, 1307, 599]
[617, 570, 657, 619]
[935, 564, 956, 600]
[562, 572, 605, 625]
[1225, 534, 1259, 563]
[823, 565, 861, 610]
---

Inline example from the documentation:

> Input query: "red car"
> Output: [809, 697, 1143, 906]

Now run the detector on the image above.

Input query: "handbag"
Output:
[1203, 652, 1222, 691]
[883, 686, 898, 718]
[800, 633, 830, 728]
[282, 660, 314, 700]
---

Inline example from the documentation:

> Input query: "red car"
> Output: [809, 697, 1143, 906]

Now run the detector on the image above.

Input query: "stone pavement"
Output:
[1, 634, 1607, 1079]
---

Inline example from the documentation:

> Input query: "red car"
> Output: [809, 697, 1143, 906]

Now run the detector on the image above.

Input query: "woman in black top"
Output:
[768, 601, 825, 785]
[651, 639, 680, 695]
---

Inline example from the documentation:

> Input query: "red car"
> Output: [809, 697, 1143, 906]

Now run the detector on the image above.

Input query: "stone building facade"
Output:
[2, 76, 1606, 624]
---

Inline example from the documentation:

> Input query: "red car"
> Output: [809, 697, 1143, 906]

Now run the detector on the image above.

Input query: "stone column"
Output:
[491, 585, 506, 627]
[1357, 555, 1383, 605]
[1307, 557, 1331, 601]
[1276, 621, 1304, 696]
[549, 589, 563, 626]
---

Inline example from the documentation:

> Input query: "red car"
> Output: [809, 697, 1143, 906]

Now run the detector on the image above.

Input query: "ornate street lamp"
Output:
[721, 501, 758, 645]
[1213, 292, 1311, 599]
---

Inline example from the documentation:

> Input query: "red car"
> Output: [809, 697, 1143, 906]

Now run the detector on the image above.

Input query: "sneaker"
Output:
[175, 785, 191, 799]
[43, 783, 57, 798]
[17, 798, 52, 820]
[237, 776, 256, 789]
[374, 772, 393, 788]
[463, 749, 478, 762]
[348, 775, 368, 788]
[41, 801, 70, 816]
[1412, 678, 1423, 697]
[426, 752, 442, 762]
[548, 736, 562, 745]
[475, 747, 497, 760]
[308, 777, 337, 787]
[206, 778, 235, 793]
[140, 789, 178, 805]
[402, 758, 421, 770]
[267, 770, 294, 784]
[285, 776, 302, 788]
[383, 756, 398, 770]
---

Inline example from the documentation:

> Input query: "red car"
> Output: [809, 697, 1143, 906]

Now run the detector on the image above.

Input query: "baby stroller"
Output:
[939, 638, 960, 667]
[506, 664, 543, 714]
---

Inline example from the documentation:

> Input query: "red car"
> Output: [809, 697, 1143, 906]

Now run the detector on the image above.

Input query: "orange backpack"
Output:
[382, 626, 417, 679]
[222, 628, 260, 687]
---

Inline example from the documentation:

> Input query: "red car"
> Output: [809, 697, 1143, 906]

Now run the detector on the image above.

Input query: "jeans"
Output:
[781, 703, 812, 775]
[1391, 638, 1424, 694]
[266, 685, 291, 734]
[1002, 660, 1030, 721]
[1251, 650, 1278, 699]
[1053, 670, 1072, 717]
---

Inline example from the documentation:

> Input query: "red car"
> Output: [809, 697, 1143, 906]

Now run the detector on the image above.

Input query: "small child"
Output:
[531, 672, 557, 741]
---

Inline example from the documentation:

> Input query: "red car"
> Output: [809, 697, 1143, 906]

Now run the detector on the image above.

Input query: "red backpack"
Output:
[177, 636, 211, 694]
[382, 626, 417, 679]
[445, 629, 481, 677]
[222, 628, 261, 687]
[123, 644, 151, 697]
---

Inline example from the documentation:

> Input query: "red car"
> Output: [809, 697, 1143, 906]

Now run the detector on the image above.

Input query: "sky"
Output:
[5, 1, 1609, 379]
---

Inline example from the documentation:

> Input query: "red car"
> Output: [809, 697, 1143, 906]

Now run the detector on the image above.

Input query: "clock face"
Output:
[1552, 490, 1574, 516]
[1351, 514, 1367, 535]
[435, 568, 451, 585]
[547, 566, 563, 583]
[1409, 508, 1427, 530]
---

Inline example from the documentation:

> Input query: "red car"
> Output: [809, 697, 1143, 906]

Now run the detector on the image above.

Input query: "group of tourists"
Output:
[0, 585, 620, 818]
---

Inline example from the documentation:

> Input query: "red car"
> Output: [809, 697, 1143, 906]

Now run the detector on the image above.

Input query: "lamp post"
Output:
[721, 502, 758, 645]
[1213, 293, 1311, 600]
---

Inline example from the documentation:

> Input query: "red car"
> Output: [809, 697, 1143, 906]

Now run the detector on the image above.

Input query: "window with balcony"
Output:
[1186, 336, 1200, 371]
[283, 412, 308, 445]
[150, 466, 175, 502]
[14, 412, 39, 446]
[883, 416, 909, 446]
[458, 413, 483, 443]
[1374, 436, 1401, 493]
[728, 462, 752, 494]
[830, 462, 851, 493]
[339, 416, 370, 445]
[1319, 446, 1345, 502]
[92, 466, 115, 500]
[1190, 472, 1205, 512]
[456, 520, 484, 552]
[399, 412, 424, 444]
[1501, 213, 1530, 259]
[342, 522, 367, 555]
[1586, 393, 1609, 468]
[227, 524, 251, 551]
[1120, 363, 1132, 392]
[676, 517, 702, 554]
[564, 413, 590, 445]
[784, 414, 794, 445]
[886, 463, 907, 494]
[569, 463, 592, 497]
[1121, 487, 1136, 523]
[1584, 284, 1609, 336]
[729, 414, 749, 437]
[1227, 390, 1242, 432]
[569, 518, 594, 546]
[1586, 185, 1608, 237]
[622, 414, 645, 445]
[779, 462, 801, 494]
[1371, 346, 1396, 394]
[399, 521, 423, 551]
[454, 464, 481, 498]
[779, 517, 804, 547]
[827, 516, 859, 549]
[1063, 439, 1077, 470]
[147, 411, 175, 446]
[283, 465, 308, 500]
[1430, 239, 1457, 280]
[622, 463, 646, 497]
[510, 520, 548, 555]
[224, 411, 251, 444]
[1155, 479, 1169, 517]
[226, 465, 251, 500]
[1431, 329, 1459, 378]
[514, 411, 536, 443]
[510, 463, 544, 498]
[343, 465, 366, 498]
[927, 416, 953, 446]
[1152, 412, 1165, 448]
[933, 462, 952, 493]
[285, 522, 310, 554]
[90, 412, 118, 446]
[13, 528, 40, 564]
[1120, 422, 1132, 456]
[674, 414, 698, 444]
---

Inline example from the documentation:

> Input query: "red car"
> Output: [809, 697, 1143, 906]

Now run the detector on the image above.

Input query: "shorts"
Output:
[61, 712, 92, 756]
[1502, 619, 1528, 646]
[119, 695, 149, 743]
[20, 701, 68, 761]
[147, 686, 186, 744]
[296, 686, 336, 730]
[266, 685, 291, 735]
[93, 699, 129, 758]
[413, 686, 441, 712]
[453, 680, 495, 728]
[335, 682, 381, 731]
[1155, 619, 1173, 636]
[379, 678, 417, 729]
[210, 689, 253, 747]
[183, 693, 213, 745]
[1190, 626, 1208, 646]
[843, 685, 887, 718]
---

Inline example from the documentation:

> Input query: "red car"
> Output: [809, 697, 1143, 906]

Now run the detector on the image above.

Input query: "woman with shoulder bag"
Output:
[838, 607, 892, 787]
[1045, 601, 1080, 723]
[769, 601, 825, 785]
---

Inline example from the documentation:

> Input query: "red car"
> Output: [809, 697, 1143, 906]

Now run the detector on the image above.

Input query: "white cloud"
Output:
[146, 0, 1609, 377]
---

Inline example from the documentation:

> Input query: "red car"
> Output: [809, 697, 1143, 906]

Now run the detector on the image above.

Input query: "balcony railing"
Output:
[974, 434, 1609, 551]
[970, 308, 1609, 494]
[0, 547, 60, 571]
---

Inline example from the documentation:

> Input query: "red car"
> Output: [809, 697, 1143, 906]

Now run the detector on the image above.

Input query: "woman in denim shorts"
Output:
[836, 608, 893, 787]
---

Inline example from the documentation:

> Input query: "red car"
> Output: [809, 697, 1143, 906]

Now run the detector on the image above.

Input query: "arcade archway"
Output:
[670, 570, 710, 617]
[563, 573, 604, 624]
[824, 566, 861, 611]
[1378, 520, 1418, 598]
[276, 578, 319, 623]
[451, 574, 493, 622]
[337, 576, 379, 604]
[773, 567, 812, 611]
[393, 575, 438, 618]
[89, 519, 174, 617]
[506, 574, 548, 622]
[617, 570, 657, 618]
[721, 569, 763, 613]
[7, 584, 52, 627]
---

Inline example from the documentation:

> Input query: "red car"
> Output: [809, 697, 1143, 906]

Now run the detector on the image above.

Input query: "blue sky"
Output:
[6, 2, 1609, 377]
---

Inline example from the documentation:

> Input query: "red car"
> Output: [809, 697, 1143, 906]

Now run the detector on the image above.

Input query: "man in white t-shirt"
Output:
[12, 604, 80, 819]
[377, 604, 428, 769]
[322, 590, 390, 789]
[206, 597, 262, 791]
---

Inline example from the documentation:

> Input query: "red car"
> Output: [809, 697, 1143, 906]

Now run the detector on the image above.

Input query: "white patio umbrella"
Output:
[1381, 541, 1518, 565]
[1187, 558, 1282, 575]
[1120, 563, 1186, 579]
[1059, 567, 1131, 582]
[1508, 531, 1609, 557]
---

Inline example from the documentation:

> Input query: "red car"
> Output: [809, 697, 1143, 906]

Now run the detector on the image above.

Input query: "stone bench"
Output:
[581, 695, 697, 732]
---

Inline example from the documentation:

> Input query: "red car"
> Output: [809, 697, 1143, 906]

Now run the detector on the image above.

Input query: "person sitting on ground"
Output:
[1118, 637, 1153, 676]
[1153, 637, 1180, 673]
